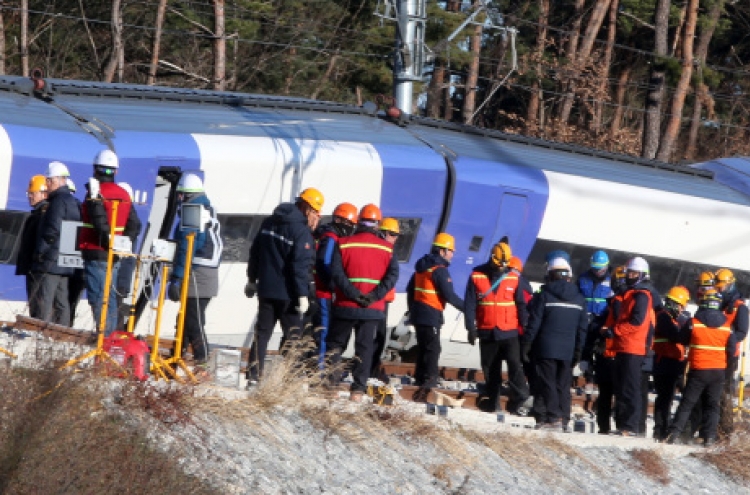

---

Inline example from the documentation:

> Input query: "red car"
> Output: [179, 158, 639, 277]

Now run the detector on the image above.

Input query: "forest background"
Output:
[0, 0, 748, 163]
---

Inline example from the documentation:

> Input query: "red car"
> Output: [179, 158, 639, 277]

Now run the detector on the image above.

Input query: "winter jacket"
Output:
[722, 288, 749, 344]
[15, 200, 47, 276]
[611, 284, 654, 356]
[577, 269, 613, 317]
[79, 178, 140, 261]
[172, 193, 221, 298]
[313, 223, 342, 299]
[676, 308, 733, 371]
[464, 262, 528, 341]
[523, 279, 587, 361]
[33, 185, 81, 276]
[247, 203, 314, 302]
[407, 253, 464, 327]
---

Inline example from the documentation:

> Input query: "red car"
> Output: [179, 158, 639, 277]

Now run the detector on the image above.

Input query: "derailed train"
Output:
[1, 75, 749, 368]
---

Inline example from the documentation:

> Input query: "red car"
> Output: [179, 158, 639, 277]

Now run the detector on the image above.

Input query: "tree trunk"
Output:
[565, 0, 585, 61]
[443, 69, 453, 121]
[148, 0, 168, 86]
[685, 0, 724, 161]
[610, 64, 631, 138]
[558, 0, 612, 124]
[641, 0, 669, 159]
[213, 0, 225, 90]
[656, 0, 699, 162]
[310, 54, 338, 100]
[462, 2, 483, 124]
[0, 2, 5, 75]
[21, 0, 29, 76]
[526, 0, 549, 133]
[427, 60, 445, 119]
[103, 0, 123, 83]
[592, 0, 618, 132]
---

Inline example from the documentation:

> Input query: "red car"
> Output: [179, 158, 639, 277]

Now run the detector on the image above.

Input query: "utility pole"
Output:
[390, 0, 427, 115]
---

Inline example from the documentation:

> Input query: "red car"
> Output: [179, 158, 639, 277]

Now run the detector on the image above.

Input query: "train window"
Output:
[0, 211, 28, 264]
[217, 215, 266, 263]
[468, 236, 483, 252]
[392, 217, 421, 262]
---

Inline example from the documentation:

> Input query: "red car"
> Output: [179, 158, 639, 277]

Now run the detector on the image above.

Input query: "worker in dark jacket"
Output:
[464, 241, 529, 414]
[522, 257, 587, 430]
[326, 204, 399, 401]
[33, 162, 81, 325]
[244, 187, 323, 384]
[407, 233, 465, 401]
[371, 218, 400, 379]
[652, 286, 691, 441]
[17, 175, 48, 318]
[668, 289, 733, 446]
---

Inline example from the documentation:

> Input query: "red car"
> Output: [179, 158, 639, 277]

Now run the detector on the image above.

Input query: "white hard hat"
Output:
[626, 256, 649, 273]
[547, 257, 572, 273]
[46, 161, 70, 178]
[118, 182, 134, 200]
[93, 149, 119, 169]
[177, 173, 204, 193]
[66, 178, 76, 192]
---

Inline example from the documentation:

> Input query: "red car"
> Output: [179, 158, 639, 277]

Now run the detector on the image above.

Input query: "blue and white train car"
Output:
[1, 76, 749, 369]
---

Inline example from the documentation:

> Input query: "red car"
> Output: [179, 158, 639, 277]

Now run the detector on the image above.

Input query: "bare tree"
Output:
[591, 0, 619, 132]
[213, 0, 225, 90]
[657, 0, 699, 162]
[0, 0, 5, 75]
[426, 60, 445, 119]
[148, 0, 168, 86]
[641, 0, 670, 159]
[462, 1, 483, 124]
[526, 0, 549, 133]
[610, 63, 632, 138]
[103, 0, 124, 83]
[21, 0, 28, 76]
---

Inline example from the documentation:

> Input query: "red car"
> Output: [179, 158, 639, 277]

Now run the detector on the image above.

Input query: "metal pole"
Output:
[393, 0, 424, 115]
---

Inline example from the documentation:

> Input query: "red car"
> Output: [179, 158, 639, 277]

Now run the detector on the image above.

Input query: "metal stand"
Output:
[62, 201, 123, 372]
[149, 263, 182, 381]
[0, 346, 16, 359]
[734, 350, 750, 417]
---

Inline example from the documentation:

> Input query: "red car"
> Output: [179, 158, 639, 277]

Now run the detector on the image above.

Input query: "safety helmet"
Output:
[508, 256, 523, 272]
[333, 202, 358, 223]
[545, 250, 571, 264]
[491, 242, 512, 267]
[699, 288, 723, 310]
[433, 233, 455, 251]
[715, 268, 736, 292]
[27, 175, 47, 193]
[66, 178, 76, 193]
[380, 217, 400, 235]
[665, 286, 690, 307]
[298, 187, 324, 212]
[626, 256, 649, 274]
[358, 203, 382, 223]
[695, 270, 715, 288]
[614, 265, 627, 281]
[93, 149, 119, 169]
[547, 257, 572, 280]
[45, 161, 70, 178]
[118, 182, 134, 200]
[590, 250, 609, 269]
[176, 173, 204, 193]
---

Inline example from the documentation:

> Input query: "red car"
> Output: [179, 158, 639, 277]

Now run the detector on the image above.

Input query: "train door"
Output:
[493, 191, 530, 250]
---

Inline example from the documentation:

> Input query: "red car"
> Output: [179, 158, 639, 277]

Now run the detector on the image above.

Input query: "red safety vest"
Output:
[413, 266, 447, 311]
[334, 232, 393, 312]
[314, 230, 338, 300]
[78, 182, 132, 251]
[689, 318, 731, 370]
[723, 299, 745, 358]
[471, 271, 519, 331]
[612, 289, 654, 356]
[652, 310, 686, 362]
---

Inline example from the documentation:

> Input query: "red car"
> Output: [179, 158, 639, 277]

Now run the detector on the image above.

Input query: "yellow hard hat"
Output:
[28, 175, 47, 193]
[379, 218, 400, 234]
[700, 288, 723, 309]
[298, 187, 324, 212]
[491, 241, 512, 267]
[666, 286, 690, 307]
[715, 268, 735, 291]
[695, 270, 715, 288]
[433, 233, 455, 251]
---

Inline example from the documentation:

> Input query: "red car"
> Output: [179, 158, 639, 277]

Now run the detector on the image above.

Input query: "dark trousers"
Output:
[639, 370, 650, 435]
[652, 358, 686, 440]
[414, 325, 441, 389]
[326, 317, 380, 393]
[479, 337, 529, 412]
[247, 298, 303, 381]
[594, 356, 616, 433]
[182, 297, 211, 362]
[314, 297, 332, 367]
[370, 303, 390, 379]
[31, 272, 70, 326]
[613, 353, 644, 433]
[669, 368, 725, 441]
[534, 358, 572, 424]
[68, 269, 85, 327]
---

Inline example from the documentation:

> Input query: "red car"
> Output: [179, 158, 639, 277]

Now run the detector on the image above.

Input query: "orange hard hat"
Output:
[359, 203, 382, 222]
[379, 217, 400, 234]
[508, 256, 523, 272]
[333, 202, 358, 223]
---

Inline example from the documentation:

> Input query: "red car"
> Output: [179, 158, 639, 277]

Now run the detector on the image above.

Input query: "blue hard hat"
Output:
[591, 250, 609, 269]
[545, 250, 571, 264]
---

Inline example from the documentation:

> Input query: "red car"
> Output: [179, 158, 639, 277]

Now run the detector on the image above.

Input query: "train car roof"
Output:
[2, 76, 748, 206]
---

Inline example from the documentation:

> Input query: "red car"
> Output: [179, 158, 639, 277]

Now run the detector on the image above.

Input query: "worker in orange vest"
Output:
[464, 240, 529, 414]
[407, 232, 464, 401]
[667, 289, 733, 446]
[371, 217, 401, 380]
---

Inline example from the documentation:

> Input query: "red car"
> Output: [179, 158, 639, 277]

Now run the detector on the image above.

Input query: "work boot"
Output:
[703, 437, 717, 447]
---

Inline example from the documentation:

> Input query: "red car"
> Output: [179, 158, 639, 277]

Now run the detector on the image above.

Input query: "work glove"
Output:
[355, 293, 374, 308]
[521, 341, 533, 364]
[87, 177, 100, 199]
[578, 360, 590, 373]
[244, 281, 257, 298]
[467, 329, 478, 346]
[167, 279, 182, 302]
[296, 297, 310, 314]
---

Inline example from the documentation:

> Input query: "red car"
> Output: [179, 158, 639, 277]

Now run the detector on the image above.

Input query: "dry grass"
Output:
[701, 418, 750, 484]
[630, 448, 670, 485]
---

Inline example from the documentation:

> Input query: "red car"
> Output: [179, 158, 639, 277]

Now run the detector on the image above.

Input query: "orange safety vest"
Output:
[78, 182, 132, 251]
[723, 299, 745, 358]
[334, 232, 393, 312]
[689, 318, 731, 370]
[413, 266, 446, 311]
[600, 293, 624, 359]
[471, 271, 519, 331]
[652, 310, 686, 362]
[612, 289, 654, 356]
